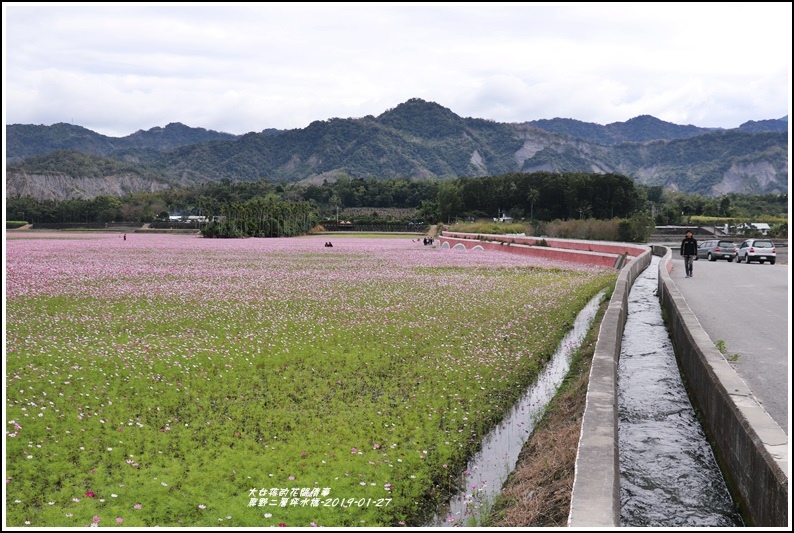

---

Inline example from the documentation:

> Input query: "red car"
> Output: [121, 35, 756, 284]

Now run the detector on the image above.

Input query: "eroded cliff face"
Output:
[6, 171, 174, 201]
[5, 149, 787, 201]
[710, 161, 784, 196]
[509, 133, 788, 196]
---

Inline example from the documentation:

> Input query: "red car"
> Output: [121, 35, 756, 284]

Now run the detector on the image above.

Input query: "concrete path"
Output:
[667, 255, 790, 433]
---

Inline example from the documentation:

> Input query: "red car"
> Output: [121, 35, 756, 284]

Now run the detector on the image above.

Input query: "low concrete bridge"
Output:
[437, 232, 648, 269]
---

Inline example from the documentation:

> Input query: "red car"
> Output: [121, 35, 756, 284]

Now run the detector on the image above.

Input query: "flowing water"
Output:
[427, 290, 607, 527]
[425, 256, 743, 528]
[618, 256, 743, 526]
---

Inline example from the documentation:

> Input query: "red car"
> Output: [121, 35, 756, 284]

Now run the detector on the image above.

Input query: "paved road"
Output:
[667, 254, 790, 433]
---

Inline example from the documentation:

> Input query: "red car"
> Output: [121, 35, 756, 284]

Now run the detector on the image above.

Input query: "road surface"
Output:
[667, 254, 790, 433]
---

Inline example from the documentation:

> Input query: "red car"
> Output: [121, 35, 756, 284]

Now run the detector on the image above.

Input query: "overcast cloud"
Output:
[3, 2, 791, 137]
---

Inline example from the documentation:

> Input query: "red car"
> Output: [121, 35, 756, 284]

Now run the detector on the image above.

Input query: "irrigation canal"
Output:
[427, 290, 606, 526]
[427, 256, 744, 527]
[618, 256, 742, 526]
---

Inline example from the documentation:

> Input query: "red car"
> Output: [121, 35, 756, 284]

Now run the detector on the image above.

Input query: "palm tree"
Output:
[527, 188, 540, 221]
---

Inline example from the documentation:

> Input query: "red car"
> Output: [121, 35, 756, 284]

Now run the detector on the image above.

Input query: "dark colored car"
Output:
[736, 239, 776, 264]
[697, 240, 737, 262]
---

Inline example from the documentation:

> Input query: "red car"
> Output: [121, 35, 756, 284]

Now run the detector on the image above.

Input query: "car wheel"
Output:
[770, 259, 776, 265]
[746, 256, 752, 264]
[728, 257, 734, 262]
[708, 253, 714, 261]
[760, 260, 765, 264]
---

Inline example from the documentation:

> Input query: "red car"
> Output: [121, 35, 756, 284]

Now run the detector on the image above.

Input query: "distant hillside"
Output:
[5, 99, 788, 201]
[5, 122, 238, 163]
[737, 117, 788, 133]
[522, 114, 788, 145]
[521, 115, 717, 145]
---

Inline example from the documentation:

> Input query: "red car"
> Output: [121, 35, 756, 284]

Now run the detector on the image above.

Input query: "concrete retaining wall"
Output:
[437, 233, 648, 269]
[568, 246, 789, 527]
[567, 246, 652, 525]
[657, 249, 788, 526]
[441, 231, 647, 256]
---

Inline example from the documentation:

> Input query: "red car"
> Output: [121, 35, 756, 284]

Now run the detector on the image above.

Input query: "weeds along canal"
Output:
[618, 256, 743, 526]
[426, 289, 607, 527]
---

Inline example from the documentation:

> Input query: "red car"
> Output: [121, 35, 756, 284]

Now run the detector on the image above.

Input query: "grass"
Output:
[5, 232, 616, 527]
[447, 221, 528, 235]
[715, 339, 740, 362]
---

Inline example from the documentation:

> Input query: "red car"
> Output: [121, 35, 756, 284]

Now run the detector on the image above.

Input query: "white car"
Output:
[736, 239, 776, 265]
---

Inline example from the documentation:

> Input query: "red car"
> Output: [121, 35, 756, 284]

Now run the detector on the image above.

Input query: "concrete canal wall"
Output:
[656, 248, 788, 527]
[568, 245, 788, 527]
[437, 233, 788, 527]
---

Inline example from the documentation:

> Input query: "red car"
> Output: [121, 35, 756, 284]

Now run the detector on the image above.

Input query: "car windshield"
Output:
[717, 241, 734, 247]
[754, 241, 773, 248]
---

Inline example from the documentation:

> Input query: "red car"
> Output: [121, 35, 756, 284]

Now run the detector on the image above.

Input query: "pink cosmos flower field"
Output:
[5, 232, 616, 527]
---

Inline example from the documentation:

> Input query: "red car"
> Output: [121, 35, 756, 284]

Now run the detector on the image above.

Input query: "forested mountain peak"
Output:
[376, 98, 467, 138]
[6, 123, 120, 162]
[5, 121, 238, 163]
[122, 122, 238, 150]
[737, 117, 788, 133]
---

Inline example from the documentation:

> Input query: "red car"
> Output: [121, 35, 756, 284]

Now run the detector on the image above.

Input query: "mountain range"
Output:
[5, 98, 789, 201]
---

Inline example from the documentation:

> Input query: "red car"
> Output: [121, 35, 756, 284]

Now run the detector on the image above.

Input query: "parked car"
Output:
[736, 239, 776, 264]
[697, 240, 737, 262]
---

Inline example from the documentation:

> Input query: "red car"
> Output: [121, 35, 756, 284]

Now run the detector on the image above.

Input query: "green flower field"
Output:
[4, 232, 616, 527]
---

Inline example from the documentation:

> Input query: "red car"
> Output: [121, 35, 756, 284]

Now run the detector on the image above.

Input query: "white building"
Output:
[493, 210, 513, 223]
[725, 223, 771, 235]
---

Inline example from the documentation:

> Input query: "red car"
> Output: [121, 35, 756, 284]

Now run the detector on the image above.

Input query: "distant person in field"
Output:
[123, 234, 127, 241]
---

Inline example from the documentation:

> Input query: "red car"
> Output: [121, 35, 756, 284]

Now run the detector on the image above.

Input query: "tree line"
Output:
[200, 197, 317, 238]
[5, 172, 788, 239]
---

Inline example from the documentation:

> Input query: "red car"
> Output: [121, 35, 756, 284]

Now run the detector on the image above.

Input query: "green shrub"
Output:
[526, 216, 651, 243]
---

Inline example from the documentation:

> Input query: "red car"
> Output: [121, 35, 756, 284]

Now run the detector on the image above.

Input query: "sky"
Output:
[2, 2, 792, 138]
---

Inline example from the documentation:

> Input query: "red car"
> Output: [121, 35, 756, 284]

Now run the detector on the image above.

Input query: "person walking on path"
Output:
[680, 230, 698, 277]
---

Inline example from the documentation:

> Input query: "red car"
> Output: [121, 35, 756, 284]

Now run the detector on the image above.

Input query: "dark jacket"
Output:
[680, 236, 698, 256]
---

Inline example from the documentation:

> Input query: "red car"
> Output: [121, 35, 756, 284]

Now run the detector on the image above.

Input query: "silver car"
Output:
[697, 239, 737, 262]
[736, 239, 776, 264]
